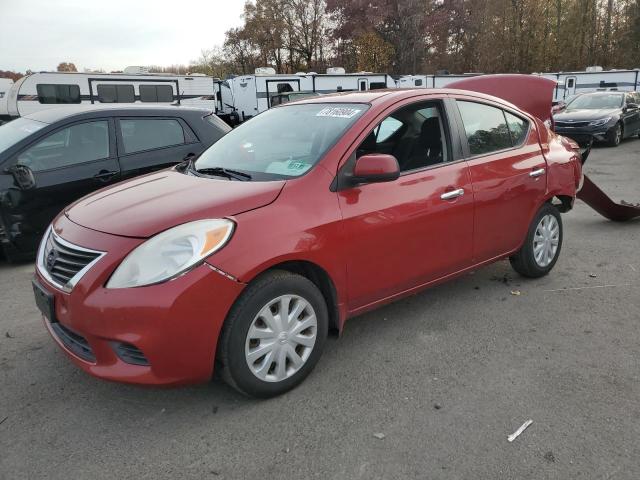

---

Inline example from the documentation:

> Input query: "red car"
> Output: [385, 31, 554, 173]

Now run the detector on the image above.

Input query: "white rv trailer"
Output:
[0, 78, 14, 122]
[395, 73, 482, 89]
[536, 68, 640, 102]
[228, 68, 396, 122]
[3, 71, 227, 121]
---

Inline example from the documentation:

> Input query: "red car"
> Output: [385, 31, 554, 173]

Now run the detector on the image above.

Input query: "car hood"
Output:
[65, 170, 285, 238]
[554, 108, 619, 121]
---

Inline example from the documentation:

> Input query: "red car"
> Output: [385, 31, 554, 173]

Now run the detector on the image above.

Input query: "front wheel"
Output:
[510, 203, 563, 278]
[217, 270, 328, 398]
[606, 123, 622, 147]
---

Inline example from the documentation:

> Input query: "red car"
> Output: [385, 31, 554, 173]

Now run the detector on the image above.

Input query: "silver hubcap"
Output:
[533, 214, 560, 267]
[245, 295, 317, 383]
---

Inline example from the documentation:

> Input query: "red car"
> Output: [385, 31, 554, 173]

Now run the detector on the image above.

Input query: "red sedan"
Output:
[33, 85, 582, 397]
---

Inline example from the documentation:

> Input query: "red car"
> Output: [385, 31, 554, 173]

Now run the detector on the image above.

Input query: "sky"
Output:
[0, 0, 246, 73]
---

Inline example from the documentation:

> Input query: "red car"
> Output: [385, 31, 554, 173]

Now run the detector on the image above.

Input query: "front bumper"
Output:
[35, 216, 245, 386]
[554, 124, 614, 144]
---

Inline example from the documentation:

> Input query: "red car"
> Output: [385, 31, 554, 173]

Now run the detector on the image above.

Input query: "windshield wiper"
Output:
[195, 167, 252, 181]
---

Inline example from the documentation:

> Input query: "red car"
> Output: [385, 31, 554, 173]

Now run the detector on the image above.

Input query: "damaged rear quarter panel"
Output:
[538, 123, 582, 201]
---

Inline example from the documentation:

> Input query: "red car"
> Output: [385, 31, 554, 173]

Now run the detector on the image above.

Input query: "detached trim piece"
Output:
[577, 175, 640, 221]
[206, 264, 238, 282]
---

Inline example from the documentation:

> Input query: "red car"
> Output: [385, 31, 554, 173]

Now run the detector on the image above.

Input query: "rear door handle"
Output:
[93, 170, 118, 182]
[529, 168, 546, 178]
[440, 188, 465, 200]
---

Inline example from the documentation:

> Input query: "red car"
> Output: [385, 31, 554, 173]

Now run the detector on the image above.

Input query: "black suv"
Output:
[0, 105, 230, 261]
[553, 91, 640, 147]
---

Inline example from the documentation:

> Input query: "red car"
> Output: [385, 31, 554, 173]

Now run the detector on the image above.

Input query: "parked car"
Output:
[553, 91, 640, 147]
[33, 88, 582, 398]
[551, 93, 582, 114]
[0, 105, 230, 261]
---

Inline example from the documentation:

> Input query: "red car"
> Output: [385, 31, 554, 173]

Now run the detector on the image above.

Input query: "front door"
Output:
[337, 99, 474, 311]
[6, 118, 119, 252]
[622, 93, 640, 135]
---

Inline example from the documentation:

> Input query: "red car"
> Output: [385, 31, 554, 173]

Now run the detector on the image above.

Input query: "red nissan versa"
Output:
[33, 87, 582, 398]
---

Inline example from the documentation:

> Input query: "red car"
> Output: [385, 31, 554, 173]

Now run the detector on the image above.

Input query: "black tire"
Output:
[510, 203, 563, 278]
[217, 270, 328, 398]
[606, 123, 622, 147]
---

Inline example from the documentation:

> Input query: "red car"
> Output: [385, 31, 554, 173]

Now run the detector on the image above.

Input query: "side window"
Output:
[36, 84, 81, 104]
[17, 121, 109, 172]
[119, 119, 185, 154]
[356, 102, 448, 172]
[97, 84, 135, 103]
[414, 79, 423, 87]
[457, 101, 512, 156]
[504, 112, 529, 146]
[139, 85, 174, 102]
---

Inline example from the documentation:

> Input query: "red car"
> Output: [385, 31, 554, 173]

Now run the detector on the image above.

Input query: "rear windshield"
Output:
[194, 103, 368, 180]
[567, 94, 624, 110]
[0, 118, 47, 155]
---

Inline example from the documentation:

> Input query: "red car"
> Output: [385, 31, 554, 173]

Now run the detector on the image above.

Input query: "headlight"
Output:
[589, 117, 612, 127]
[106, 219, 234, 289]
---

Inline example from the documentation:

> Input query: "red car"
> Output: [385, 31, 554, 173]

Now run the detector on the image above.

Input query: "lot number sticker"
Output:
[316, 107, 362, 119]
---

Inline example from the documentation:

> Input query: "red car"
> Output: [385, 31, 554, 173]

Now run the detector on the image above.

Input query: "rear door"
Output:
[5, 118, 119, 251]
[116, 116, 203, 179]
[453, 97, 547, 262]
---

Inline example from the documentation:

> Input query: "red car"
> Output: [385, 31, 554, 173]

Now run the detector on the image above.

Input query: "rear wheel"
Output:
[606, 123, 622, 147]
[217, 270, 328, 398]
[510, 203, 563, 278]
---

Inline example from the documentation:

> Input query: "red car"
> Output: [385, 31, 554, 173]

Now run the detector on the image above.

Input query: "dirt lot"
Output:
[0, 140, 638, 480]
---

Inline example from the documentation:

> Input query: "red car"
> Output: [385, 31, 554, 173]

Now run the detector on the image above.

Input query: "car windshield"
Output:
[193, 103, 368, 180]
[567, 94, 624, 110]
[0, 118, 47, 154]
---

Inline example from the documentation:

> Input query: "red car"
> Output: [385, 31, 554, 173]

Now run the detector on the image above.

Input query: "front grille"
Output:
[39, 229, 104, 291]
[555, 120, 590, 128]
[112, 342, 150, 366]
[51, 322, 95, 362]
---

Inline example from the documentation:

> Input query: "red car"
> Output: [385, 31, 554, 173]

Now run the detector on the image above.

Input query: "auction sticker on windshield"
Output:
[316, 107, 362, 118]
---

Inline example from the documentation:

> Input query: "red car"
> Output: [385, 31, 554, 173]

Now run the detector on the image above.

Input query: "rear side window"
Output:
[139, 84, 174, 102]
[97, 84, 135, 103]
[36, 84, 81, 104]
[17, 121, 109, 171]
[119, 118, 185, 154]
[457, 101, 512, 156]
[504, 112, 529, 146]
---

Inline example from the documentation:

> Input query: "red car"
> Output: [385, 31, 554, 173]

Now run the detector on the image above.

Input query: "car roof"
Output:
[290, 88, 522, 113]
[23, 104, 212, 124]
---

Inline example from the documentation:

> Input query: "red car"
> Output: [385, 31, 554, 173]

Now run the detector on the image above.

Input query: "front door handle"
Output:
[529, 168, 546, 178]
[93, 170, 118, 182]
[440, 188, 465, 200]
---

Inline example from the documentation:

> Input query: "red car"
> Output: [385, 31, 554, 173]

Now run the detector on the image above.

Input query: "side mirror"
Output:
[350, 154, 400, 185]
[8, 164, 36, 190]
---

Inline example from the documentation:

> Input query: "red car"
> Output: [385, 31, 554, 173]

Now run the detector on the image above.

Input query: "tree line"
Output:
[200, 0, 640, 77]
[2, 0, 638, 81]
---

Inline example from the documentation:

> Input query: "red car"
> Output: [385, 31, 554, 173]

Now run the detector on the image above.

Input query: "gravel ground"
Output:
[0, 140, 638, 480]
